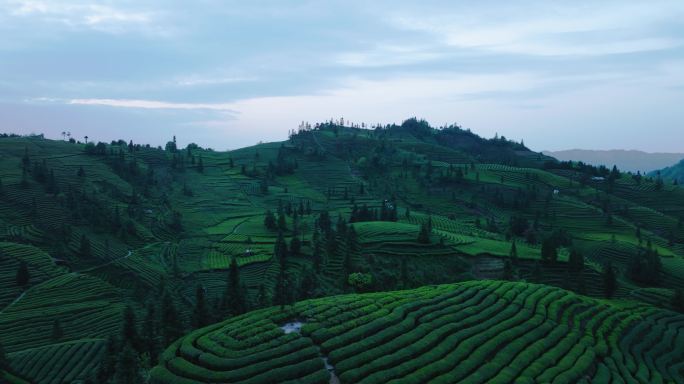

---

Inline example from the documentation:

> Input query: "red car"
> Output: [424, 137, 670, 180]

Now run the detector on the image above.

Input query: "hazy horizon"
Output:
[1, 0, 683, 152]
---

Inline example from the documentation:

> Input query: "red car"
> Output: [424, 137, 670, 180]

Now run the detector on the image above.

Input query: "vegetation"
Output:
[150, 280, 684, 384]
[0, 118, 683, 382]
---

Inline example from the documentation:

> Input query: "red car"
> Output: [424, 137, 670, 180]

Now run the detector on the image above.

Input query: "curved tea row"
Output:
[149, 280, 684, 383]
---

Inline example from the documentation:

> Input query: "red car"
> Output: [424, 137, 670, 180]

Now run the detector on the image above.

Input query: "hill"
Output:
[651, 159, 684, 185]
[0, 118, 683, 382]
[150, 280, 684, 384]
[542, 149, 684, 173]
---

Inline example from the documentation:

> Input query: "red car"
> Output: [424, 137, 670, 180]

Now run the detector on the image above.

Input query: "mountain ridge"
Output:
[542, 148, 684, 173]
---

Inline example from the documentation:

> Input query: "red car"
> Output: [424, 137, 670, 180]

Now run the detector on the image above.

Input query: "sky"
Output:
[1, 0, 683, 152]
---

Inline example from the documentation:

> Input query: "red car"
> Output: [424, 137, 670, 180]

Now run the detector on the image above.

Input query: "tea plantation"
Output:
[0, 119, 683, 382]
[150, 280, 684, 384]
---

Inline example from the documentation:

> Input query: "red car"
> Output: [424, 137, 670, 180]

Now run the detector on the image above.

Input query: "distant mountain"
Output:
[542, 149, 684, 173]
[652, 159, 684, 184]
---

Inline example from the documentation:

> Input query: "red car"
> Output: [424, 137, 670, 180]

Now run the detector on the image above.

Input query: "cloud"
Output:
[68, 98, 237, 113]
[172, 75, 259, 87]
[3, 0, 159, 34]
[389, 2, 684, 57]
[334, 44, 444, 68]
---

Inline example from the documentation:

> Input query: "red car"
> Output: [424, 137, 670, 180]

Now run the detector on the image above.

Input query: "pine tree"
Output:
[16, 261, 29, 286]
[0, 340, 8, 371]
[160, 292, 183, 346]
[264, 210, 277, 230]
[531, 262, 542, 283]
[274, 270, 288, 310]
[274, 232, 288, 267]
[114, 342, 143, 384]
[509, 241, 518, 265]
[672, 288, 684, 313]
[96, 335, 119, 383]
[141, 302, 159, 364]
[21, 146, 30, 170]
[541, 238, 557, 264]
[256, 284, 269, 308]
[51, 319, 63, 341]
[192, 285, 210, 329]
[221, 258, 246, 316]
[79, 235, 92, 258]
[121, 305, 141, 352]
[603, 262, 617, 298]
[502, 260, 514, 280]
[344, 224, 357, 252]
[312, 230, 322, 272]
[568, 249, 584, 272]
[277, 211, 287, 231]
[289, 234, 302, 256]
[417, 222, 431, 244]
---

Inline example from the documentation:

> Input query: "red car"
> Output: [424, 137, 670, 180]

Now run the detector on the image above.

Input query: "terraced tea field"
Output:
[151, 280, 684, 384]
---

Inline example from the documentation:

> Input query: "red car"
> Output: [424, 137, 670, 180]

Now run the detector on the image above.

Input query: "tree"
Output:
[312, 230, 322, 272]
[509, 241, 518, 265]
[21, 146, 30, 170]
[274, 270, 290, 310]
[51, 319, 63, 341]
[192, 285, 210, 329]
[417, 221, 431, 244]
[568, 249, 584, 272]
[114, 342, 143, 384]
[672, 288, 684, 313]
[160, 292, 183, 346]
[277, 211, 287, 231]
[264, 210, 277, 231]
[541, 238, 558, 264]
[0, 340, 8, 372]
[121, 306, 141, 352]
[502, 260, 514, 280]
[141, 302, 159, 364]
[531, 262, 542, 283]
[274, 232, 288, 266]
[290, 235, 301, 256]
[221, 258, 246, 316]
[256, 284, 269, 308]
[348, 272, 372, 292]
[79, 234, 92, 258]
[655, 177, 664, 191]
[16, 261, 29, 286]
[603, 262, 617, 298]
[96, 335, 118, 383]
[197, 156, 204, 173]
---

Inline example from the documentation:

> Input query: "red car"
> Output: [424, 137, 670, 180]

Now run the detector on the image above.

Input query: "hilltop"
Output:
[542, 149, 684, 173]
[651, 159, 684, 185]
[0, 118, 683, 383]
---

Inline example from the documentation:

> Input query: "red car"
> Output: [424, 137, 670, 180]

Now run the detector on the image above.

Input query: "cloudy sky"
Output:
[1, 0, 683, 151]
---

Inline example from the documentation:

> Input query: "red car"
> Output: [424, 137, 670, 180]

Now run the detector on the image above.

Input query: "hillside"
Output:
[651, 159, 684, 185]
[0, 119, 683, 383]
[150, 280, 684, 384]
[543, 149, 684, 173]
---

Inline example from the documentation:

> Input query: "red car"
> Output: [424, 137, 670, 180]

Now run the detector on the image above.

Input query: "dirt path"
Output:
[0, 291, 26, 315]
[279, 320, 340, 384]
